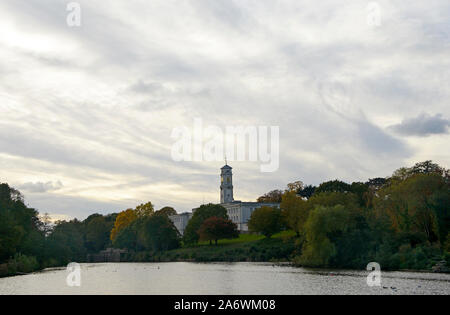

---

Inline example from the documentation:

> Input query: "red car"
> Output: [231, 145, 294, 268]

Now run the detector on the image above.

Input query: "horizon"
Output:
[7, 159, 446, 222]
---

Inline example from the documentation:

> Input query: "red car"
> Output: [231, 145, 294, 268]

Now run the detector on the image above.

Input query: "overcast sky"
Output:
[0, 0, 449, 220]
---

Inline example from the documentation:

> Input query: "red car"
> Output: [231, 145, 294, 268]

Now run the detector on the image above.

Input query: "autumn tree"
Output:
[374, 173, 449, 243]
[248, 206, 284, 238]
[110, 209, 138, 243]
[198, 217, 239, 245]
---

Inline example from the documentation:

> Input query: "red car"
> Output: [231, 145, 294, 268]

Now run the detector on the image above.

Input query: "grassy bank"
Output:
[0, 254, 42, 278]
[126, 231, 297, 263]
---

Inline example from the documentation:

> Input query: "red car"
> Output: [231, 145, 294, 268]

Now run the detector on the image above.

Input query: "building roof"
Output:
[221, 164, 232, 170]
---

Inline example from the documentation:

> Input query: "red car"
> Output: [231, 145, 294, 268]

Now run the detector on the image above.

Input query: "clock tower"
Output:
[220, 164, 234, 204]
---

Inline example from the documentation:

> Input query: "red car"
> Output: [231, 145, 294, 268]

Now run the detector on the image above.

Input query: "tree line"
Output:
[251, 160, 450, 269]
[0, 160, 448, 275]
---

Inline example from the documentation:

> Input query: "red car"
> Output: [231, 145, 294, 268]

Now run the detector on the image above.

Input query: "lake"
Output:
[0, 262, 449, 295]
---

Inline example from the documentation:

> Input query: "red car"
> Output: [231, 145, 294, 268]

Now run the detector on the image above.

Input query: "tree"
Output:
[280, 191, 309, 237]
[315, 180, 351, 194]
[135, 202, 154, 218]
[84, 214, 113, 252]
[138, 215, 180, 251]
[298, 185, 316, 199]
[350, 182, 369, 207]
[298, 205, 351, 267]
[110, 209, 138, 242]
[391, 161, 449, 183]
[183, 204, 228, 244]
[374, 173, 448, 243]
[257, 190, 283, 203]
[113, 223, 137, 250]
[366, 178, 387, 191]
[46, 219, 86, 264]
[248, 206, 284, 238]
[198, 217, 239, 245]
[411, 161, 446, 176]
[155, 206, 177, 217]
[286, 181, 304, 193]
[308, 191, 360, 211]
[0, 184, 45, 262]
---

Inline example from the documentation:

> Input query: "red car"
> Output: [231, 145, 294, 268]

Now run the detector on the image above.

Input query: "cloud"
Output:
[18, 181, 64, 193]
[0, 0, 449, 218]
[389, 113, 450, 137]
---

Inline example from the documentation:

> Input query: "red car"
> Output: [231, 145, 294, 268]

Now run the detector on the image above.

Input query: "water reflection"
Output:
[0, 262, 448, 295]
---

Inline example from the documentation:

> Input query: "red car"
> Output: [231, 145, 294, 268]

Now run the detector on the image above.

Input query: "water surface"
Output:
[0, 262, 449, 295]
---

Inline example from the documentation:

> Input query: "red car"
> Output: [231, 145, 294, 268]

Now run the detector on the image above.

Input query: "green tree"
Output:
[183, 204, 228, 244]
[286, 181, 304, 193]
[350, 182, 369, 207]
[315, 180, 351, 194]
[391, 161, 449, 183]
[84, 214, 114, 252]
[46, 219, 86, 264]
[0, 184, 45, 263]
[298, 205, 350, 267]
[135, 202, 155, 218]
[198, 217, 239, 245]
[248, 206, 284, 238]
[113, 223, 137, 250]
[137, 215, 180, 251]
[280, 191, 309, 237]
[308, 191, 360, 212]
[297, 185, 316, 199]
[257, 190, 283, 203]
[155, 206, 177, 217]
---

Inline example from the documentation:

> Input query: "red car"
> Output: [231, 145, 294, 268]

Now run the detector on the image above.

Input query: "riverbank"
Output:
[121, 232, 449, 273]
[0, 254, 42, 278]
[2, 231, 448, 278]
[124, 231, 297, 263]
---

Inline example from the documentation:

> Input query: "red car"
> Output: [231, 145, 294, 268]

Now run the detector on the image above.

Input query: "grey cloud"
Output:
[389, 113, 450, 137]
[24, 193, 124, 219]
[18, 181, 63, 193]
[357, 119, 411, 156]
[0, 1, 449, 218]
[129, 80, 164, 94]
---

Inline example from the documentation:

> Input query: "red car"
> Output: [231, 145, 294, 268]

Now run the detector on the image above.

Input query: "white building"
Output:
[219, 164, 280, 231]
[169, 212, 192, 235]
[169, 164, 280, 234]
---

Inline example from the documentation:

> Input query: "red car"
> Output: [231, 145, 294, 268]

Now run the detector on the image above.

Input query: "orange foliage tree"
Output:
[110, 209, 138, 242]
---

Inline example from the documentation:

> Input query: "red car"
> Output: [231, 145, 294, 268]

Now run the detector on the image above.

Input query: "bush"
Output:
[0, 254, 40, 276]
